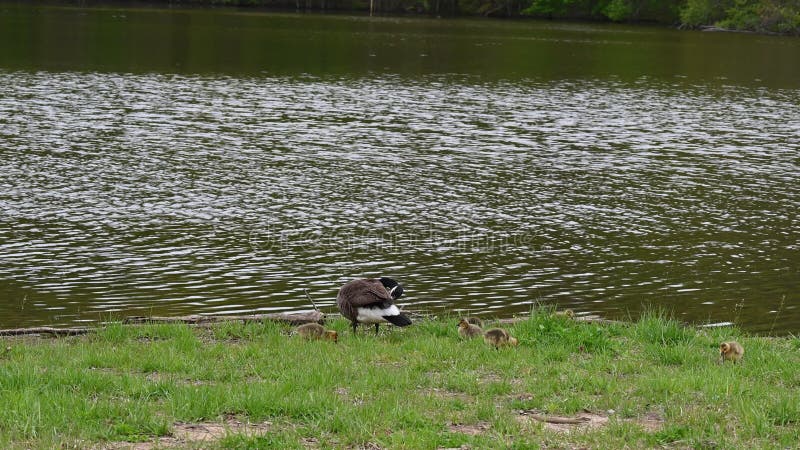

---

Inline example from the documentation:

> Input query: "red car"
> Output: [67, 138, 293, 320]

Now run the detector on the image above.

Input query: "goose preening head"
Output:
[483, 328, 518, 348]
[336, 277, 412, 334]
[720, 341, 744, 364]
[458, 318, 483, 339]
[296, 323, 338, 342]
[380, 276, 404, 300]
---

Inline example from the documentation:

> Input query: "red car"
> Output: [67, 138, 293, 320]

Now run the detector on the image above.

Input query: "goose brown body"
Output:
[336, 277, 411, 334]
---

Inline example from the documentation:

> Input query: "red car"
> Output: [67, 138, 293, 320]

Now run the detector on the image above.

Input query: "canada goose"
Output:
[336, 277, 412, 334]
[458, 318, 483, 339]
[296, 323, 338, 342]
[484, 328, 518, 348]
[720, 341, 744, 364]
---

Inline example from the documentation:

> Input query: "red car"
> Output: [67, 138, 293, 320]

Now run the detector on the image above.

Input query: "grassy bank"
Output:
[1, 311, 799, 449]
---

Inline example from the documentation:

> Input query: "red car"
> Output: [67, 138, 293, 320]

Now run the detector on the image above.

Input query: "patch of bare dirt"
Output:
[517, 410, 609, 433]
[470, 370, 524, 387]
[301, 437, 321, 448]
[89, 366, 121, 374]
[448, 421, 492, 436]
[172, 417, 270, 441]
[423, 387, 473, 402]
[373, 361, 405, 368]
[143, 371, 215, 387]
[98, 440, 179, 450]
[518, 409, 667, 434]
[335, 386, 365, 406]
[637, 411, 666, 432]
[98, 416, 271, 449]
[346, 442, 383, 450]
[476, 372, 503, 384]
[335, 387, 350, 396]
[89, 368, 214, 387]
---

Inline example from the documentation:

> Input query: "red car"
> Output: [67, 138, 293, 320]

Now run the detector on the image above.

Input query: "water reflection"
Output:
[2, 5, 800, 87]
[0, 71, 797, 332]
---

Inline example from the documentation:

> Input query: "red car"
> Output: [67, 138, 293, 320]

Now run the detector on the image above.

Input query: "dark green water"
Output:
[1, 3, 798, 332]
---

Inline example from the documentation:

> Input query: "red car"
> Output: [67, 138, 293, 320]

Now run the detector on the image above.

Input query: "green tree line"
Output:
[165, 0, 800, 34]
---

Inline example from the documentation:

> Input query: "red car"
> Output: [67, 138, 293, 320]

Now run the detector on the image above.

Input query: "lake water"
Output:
[1, 3, 798, 332]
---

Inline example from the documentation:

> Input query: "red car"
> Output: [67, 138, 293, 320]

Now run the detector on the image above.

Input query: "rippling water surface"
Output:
[0, 6, 798, 332]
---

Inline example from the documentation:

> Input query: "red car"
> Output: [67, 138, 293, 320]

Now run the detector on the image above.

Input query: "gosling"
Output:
[465, 317, 483, 327]
[719, 341, 744, 364]
[483, 328, 518, 348]
[458, 318, 483, 339]
[555, 309, 575, 319]
[296, 323, 338, 342]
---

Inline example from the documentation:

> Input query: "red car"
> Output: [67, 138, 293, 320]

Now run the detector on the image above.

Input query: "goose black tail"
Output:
[384, 314, 412, 327]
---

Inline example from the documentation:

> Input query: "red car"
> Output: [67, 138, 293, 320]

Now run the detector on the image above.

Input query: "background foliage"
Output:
[149, 0, 800, 34]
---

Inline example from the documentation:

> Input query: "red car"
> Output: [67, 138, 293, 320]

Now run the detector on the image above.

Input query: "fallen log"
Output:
[0, 326, 92, 337]
[0, 312, 325, 337]
[497, 314, 625, 326]
[122, 311, 325, 326]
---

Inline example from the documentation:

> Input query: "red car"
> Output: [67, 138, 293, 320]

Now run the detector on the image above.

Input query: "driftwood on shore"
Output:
[497, 314, 623, 326]
[0, 311, 326, 337]
[122, 311, 326, 326]
[0, 311, 629, 337]
[0, 326, 93, 337]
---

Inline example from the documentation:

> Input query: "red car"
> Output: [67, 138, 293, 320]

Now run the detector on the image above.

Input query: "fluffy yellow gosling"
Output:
[465, 317, 484, 327]
[483, 328, 518, 348]
[555, 309, 575, 319]
[296, 323, 338, 342]
[458, 318, 483, 339]
[719, 341, 744, 364]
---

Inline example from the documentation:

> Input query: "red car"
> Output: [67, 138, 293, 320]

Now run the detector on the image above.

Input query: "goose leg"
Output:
[352, 322, 358, 334]
[374, 323, 380, 335]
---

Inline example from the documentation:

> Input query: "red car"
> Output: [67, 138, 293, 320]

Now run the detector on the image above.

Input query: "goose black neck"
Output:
[379, 277, 403, 300]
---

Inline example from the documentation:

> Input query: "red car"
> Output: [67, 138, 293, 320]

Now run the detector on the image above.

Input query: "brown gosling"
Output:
[555, 309, 575, 319]
[719, 341, 744, 364]
[296, 323, 338, 343]
[483, 328, 519, 348]
[458, 318, 483, 339]
[465, 317, 484, 327]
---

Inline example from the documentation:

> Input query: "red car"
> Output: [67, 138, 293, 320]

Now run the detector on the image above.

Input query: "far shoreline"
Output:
[6, 0, 800, 37]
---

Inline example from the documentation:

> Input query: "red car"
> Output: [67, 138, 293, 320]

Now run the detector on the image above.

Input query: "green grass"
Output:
[1, 311, 798, 449]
